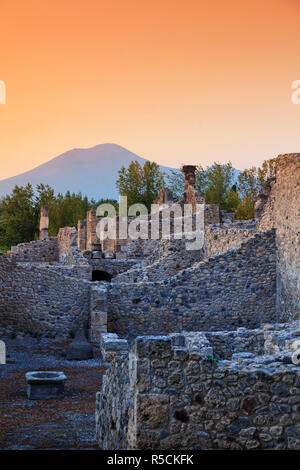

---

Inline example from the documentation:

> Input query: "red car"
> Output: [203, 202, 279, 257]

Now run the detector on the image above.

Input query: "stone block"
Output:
[25, 371, 66, 399]
[90, 311, 107, 327]
[66, 330, 93, 360]
[134, 336, 172, 359]
[136, 394, 169, 429]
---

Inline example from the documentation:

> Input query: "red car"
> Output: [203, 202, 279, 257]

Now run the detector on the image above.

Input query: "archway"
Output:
[92, 270, 113, 282]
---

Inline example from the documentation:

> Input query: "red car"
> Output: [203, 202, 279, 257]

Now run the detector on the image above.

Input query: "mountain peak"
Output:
[0, 144, 174, 200]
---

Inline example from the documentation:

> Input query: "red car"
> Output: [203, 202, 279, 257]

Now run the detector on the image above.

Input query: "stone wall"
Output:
[89, 258, 141, 276]
[89, 285, 108, 342]
[115, 236, 203, 283]
[116, 238, 160, 260]
[57, 226, 78, 262]
[274, 155, 300, 321]
[204, 328, 265, 359]
[7, 238, 58, 262]
[114, 220, 257, 284]
[204, 204, 220, 224]
[21, 262, 93, 281]
[96, 336, 134, 449]
[107, 230, 277, 339]
[0, 253, 90, 338]
[257, 154, 300, 321]
[96, 331, 300, 450]
[204, 220, 257, 258]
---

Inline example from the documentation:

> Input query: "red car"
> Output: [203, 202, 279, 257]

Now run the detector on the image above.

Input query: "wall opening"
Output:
[92, 270, 113, 282]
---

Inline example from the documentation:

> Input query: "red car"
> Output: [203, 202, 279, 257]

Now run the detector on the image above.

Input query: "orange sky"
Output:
[1, 0, 300, 178]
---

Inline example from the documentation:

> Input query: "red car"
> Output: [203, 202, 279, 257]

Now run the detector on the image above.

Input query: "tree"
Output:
[203, 162, 235, 210]
[235, 160, 275, 220]
[225, 187, 240, 213]
[235, 193, 256, 220]
[257, 158, 276, 185]
[0, 184, 103, 250]
[36, 183, 55, 208]
[116, 160, 165, 211]
[166, 169, 185, 198]
[0, 184, 38, 247]
[237, 167, 261, 199]
[48, 191, 94, 235]
[166, 164, 215, 198]
[166, 162, 236, 211]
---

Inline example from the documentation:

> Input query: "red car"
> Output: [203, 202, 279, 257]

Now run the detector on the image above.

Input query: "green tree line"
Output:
[0, 158, 275, 252]
[0, 183, 116, 251]
[116, 158, 276, 219]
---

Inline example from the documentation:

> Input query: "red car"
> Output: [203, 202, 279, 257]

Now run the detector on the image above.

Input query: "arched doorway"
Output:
[92, 270, 113, 282]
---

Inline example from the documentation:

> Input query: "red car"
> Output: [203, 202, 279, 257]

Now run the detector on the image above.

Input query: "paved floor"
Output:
[0, 337, 106, 449]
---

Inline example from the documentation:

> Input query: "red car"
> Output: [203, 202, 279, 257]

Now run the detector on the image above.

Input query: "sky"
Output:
[1, 0, 300, 179]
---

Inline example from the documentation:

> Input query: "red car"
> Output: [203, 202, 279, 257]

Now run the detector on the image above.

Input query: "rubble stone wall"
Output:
[204, 221, 257, 258]
[114, 221, 258, 284]
[107, 230, 277, 339]
[0, 253, 90, 337]
[257, 154, 300, 321]
[57, 226, 77, 262]
[7, 238, 59, 262]
[97, 332, 300, 450]
[274, 155, 300, 321]
[96, 339, 134, 449]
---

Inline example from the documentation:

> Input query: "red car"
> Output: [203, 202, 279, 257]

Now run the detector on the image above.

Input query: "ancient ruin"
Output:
[0, 153, 299, 449]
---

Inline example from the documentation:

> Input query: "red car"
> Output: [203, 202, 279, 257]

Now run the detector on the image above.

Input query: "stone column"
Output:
[86, 210, 101, 251]
[182, 165, 197, 191]
[39, 205, 49, 240]
[78, 219, 87, 251]
[182, 165, 205, 213]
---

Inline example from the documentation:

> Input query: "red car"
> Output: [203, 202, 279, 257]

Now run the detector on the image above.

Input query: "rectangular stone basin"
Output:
[25, 371, 67, 399]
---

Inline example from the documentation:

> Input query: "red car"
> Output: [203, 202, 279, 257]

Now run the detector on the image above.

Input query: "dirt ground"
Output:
[0, 337, 106, 450]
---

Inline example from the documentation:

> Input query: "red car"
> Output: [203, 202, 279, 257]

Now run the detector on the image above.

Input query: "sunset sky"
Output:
[1, 0, 300, 179]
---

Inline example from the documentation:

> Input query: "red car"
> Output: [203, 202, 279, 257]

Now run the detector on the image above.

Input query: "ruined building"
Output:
[0, 153, 299, 450]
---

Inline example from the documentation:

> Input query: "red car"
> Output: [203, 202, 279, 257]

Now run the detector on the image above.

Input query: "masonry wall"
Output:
[114, 220, 257, 284]
[0, 253, 90, 337]
[7, 238, 59, 262]
[96, 335, 134, 449]
[97, 332, 300, 450]
[204, 220, 257, 258]
[257, 154, 300, 321]
[274, 155, 300, 321]
[57, 226, 78, 262]
[107, 230, 277, 338]
[115, 237, 203, 283]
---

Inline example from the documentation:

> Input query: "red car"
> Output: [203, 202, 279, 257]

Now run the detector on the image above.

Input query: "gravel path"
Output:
[0, 337, 106, 450]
